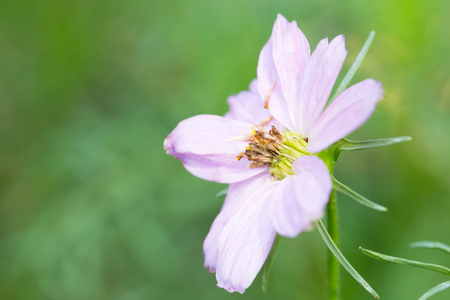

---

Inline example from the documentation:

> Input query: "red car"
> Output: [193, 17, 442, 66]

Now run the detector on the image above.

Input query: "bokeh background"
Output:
[0, 0, 449, 299]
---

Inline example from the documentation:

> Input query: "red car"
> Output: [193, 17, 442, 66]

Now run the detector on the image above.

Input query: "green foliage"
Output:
[410, 241, 450, 255]
[330, 31, 375, 102]
[316, 221, 379, 299]
[419, 282, 450, 300]
[360, 245, 450, 299]
[360, 248, 450, 276]
[332, 176, 388, 211]
[262, 235, 282, 293]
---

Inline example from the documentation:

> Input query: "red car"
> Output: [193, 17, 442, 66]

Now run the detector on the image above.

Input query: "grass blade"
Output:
[215, 188, 228, 198]
[360, 247, 450, 276]
[330, 31, 375, 102]
[418, 281, 450, 300]
[332, 176, 387, 211]
[336, 136, 411, 152]
[410, 241, 450, 255]
[262, 235, 282, 293]
[316, 220, 380, 299]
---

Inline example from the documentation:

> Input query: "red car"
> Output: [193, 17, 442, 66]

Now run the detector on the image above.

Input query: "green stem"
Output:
[327, 190, 340, 300]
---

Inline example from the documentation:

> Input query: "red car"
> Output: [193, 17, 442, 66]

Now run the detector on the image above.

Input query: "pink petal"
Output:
[272, 14, 310, 124]
[307, 79, 384, 153]
[224, 79, 272, 125]
[164, 115, 265, 183]
[257, 15, 298, 131]
[215, 173, 276, 293]
[295, 35, 347, 135]
[271, 156, 331, 238]
[203, 175, 261, 272]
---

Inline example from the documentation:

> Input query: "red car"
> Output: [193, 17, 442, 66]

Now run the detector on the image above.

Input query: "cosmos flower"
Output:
[164, 14, 383, 293]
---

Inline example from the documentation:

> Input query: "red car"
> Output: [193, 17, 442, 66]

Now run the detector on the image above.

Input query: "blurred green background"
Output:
[0, 0, 449, 299]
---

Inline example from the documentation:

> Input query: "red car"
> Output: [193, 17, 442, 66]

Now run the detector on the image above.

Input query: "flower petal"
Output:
[203, 181, 248, 272]
[224, 79, 272, 125]
[215, 173, 276, 293]
[271, 156, 331, 238]
[257, 15, 300, 131]
[272, 14, 310, 126]
[164, 115, 265, 183]
[307, 79, 384, 153]
[295, 35, 347, 135]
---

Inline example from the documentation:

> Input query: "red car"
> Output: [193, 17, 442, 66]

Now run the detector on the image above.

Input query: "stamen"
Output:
[236, 152, 245, 161]
[249, 161, 267, 168]
[279, 152, 297, 162]
[264, 82, 276, 109]
[279, 161, 293, 175]
[258, 116, 274, 127]
[269, 125, 283, 140]
[238, 124, 311, 180]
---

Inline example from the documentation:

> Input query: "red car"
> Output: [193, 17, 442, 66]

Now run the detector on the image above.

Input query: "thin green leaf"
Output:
[330, 31, 375, 102]
[418, 281, 450, 300]
[316, 220, 380, 299]
[336, 136, 411, 152]
[332, 176, 387, 211]
[359, 247, 450, 276]
[262, 234, 282, 293]
[215, 188, 228, 198]
[410, 241, 450, 255]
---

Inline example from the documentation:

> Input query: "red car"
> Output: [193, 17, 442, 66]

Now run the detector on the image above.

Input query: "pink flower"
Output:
[164, 14, 383, 293]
